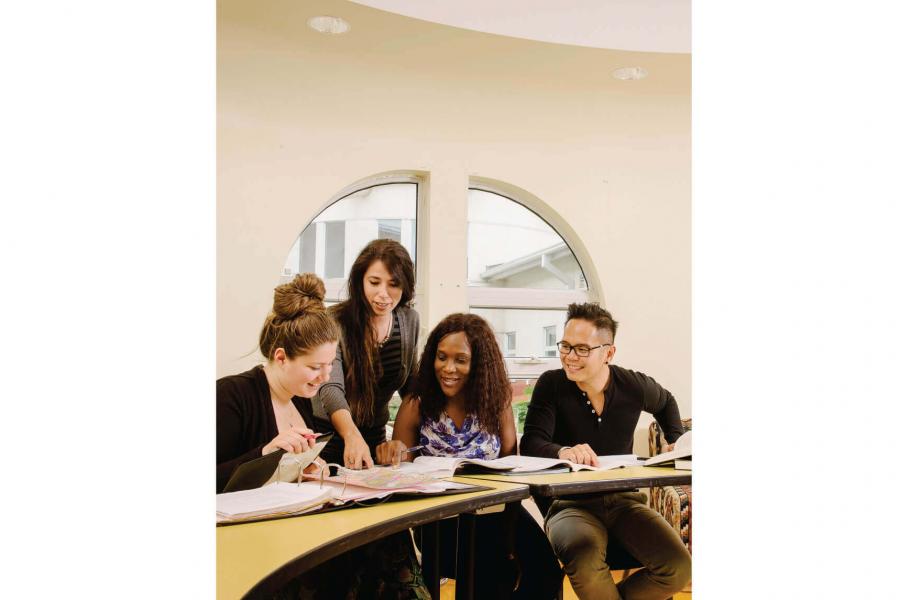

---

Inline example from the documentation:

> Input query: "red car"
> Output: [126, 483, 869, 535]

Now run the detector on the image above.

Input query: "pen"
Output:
[390, 445, 426, 469]
[302, 432, 323, 440]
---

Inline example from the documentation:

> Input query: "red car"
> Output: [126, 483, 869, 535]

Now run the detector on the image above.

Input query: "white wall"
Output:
[218, 0, 692, 415]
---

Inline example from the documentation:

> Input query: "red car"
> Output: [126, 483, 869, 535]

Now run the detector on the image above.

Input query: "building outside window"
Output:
[281, 181, 418, 302]
[543, 325, 557, 357]
[467, 187, 591, 432]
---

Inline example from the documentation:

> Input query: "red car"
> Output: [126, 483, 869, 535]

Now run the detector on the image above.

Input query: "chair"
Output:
[648, 419, 693, 554]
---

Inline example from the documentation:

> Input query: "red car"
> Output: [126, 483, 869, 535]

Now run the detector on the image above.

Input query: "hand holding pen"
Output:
[262, 425, 319, 455]
[375, 440, 424, 467]
[391, 445, 424, 468]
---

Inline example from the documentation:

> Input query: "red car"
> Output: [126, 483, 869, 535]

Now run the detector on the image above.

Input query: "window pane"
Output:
[299, 227, 316, 273]
[282, 183, 417, 293]
[324, 221, 345, 278]
[378, 219, 401, 241]
[471, 307, 565, 376]
[543, 325, 557, 357]
[468, 189, 586, 290]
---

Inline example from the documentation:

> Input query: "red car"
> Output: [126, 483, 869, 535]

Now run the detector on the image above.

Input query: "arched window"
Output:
[281, 177, 596, 430]
[467, 187, 592, 432]
[281, 179, 418, 302]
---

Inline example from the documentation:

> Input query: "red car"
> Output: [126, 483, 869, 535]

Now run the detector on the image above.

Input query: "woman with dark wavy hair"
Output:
[313, 237, 419, 469]
[377, 313, 562, 600]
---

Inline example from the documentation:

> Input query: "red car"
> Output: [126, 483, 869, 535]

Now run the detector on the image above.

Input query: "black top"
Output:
[316, 311, 418, 464]
[377, 311, 403, 397]
[520, 366, 684, 460]
[216, 365, 315, 493]
[312, 307, 419, 465]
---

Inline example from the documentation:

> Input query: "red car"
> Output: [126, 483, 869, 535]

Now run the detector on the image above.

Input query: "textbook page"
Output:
[491, 455, 576, 472]
[644, 431, 692, 466]
[310, 465, 450, 490]
[499, 454, 644, 473]
[409, 455, 516, 476]
[594, 454, 645, 470]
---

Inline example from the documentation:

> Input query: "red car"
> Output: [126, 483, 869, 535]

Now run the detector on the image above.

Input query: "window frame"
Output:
[466, 186, 591, 309]
[282, 175, 422, 303]
[466, 185, 593, 380]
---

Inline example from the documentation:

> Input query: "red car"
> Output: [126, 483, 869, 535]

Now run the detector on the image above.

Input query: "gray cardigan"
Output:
[312, 305, 420, 429]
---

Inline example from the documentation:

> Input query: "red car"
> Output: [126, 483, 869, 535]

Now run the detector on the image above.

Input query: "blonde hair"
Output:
[258, 273, 339, 360]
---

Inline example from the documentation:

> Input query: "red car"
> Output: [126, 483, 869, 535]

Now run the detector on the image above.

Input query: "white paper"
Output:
[216, 481, 334, 521]
[643, 431, 692, 466]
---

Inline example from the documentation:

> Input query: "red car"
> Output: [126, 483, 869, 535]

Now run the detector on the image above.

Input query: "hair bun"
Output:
[272, 273, 326, 321]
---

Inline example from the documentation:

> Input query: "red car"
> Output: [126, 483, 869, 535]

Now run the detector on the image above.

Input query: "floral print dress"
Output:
[419, 412, 500, 459]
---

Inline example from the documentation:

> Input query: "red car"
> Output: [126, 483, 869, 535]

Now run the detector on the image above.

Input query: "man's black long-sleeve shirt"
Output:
[520, 366, 684, 459]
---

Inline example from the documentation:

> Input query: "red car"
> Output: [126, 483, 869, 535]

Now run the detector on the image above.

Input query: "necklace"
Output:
[376, 316, 393, 348]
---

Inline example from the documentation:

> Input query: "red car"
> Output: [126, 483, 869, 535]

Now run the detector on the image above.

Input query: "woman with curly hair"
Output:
[377, 313, 562, 599]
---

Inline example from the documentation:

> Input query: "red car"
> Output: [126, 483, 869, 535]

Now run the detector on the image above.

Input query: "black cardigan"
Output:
[216, 365, 315, 493]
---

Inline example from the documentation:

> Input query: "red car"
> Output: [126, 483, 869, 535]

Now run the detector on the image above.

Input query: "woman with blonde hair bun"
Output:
[217, 273, 431, 599]
[216, 273, 339, 493]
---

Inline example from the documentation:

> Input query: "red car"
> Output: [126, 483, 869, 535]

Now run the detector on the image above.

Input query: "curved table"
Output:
[217, 478, 529, 599]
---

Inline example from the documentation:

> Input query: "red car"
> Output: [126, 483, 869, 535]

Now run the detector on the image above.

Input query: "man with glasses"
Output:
[521, 303, 691, 600]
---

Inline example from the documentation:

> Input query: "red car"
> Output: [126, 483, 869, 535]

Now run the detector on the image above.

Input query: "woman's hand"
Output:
[343, 434, 374, 469]
[262, 425, 315, 455]
[376, 440, 408, 466]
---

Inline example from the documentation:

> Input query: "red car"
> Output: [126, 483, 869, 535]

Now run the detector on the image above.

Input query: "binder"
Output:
[223, 432, 334, 493]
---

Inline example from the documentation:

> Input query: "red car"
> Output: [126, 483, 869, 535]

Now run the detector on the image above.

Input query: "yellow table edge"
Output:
[216, 477, 529, 600]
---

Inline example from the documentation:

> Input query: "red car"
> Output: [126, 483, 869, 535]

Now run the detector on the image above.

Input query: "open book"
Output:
[644, 431, 692, 467]
[311, 464, 447, 490]
[399, 453, 645, 478]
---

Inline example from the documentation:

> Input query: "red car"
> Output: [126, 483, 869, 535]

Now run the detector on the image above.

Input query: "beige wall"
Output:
[218, 0, 692, 415]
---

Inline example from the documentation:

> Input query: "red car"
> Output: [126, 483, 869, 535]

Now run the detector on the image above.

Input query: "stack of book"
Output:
[216, 482, 335, 524]
[644, 431, 692, 470]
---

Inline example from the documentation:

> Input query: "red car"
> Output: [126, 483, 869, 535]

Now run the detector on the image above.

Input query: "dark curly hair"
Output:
[412, 313, 510, 436]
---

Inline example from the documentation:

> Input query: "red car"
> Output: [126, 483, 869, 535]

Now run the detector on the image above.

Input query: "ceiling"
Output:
[349, 0, 690, 54]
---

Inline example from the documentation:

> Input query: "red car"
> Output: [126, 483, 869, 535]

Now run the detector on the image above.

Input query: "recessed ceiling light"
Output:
[307, 15, 350, 35]
[612, 67, 648, 81]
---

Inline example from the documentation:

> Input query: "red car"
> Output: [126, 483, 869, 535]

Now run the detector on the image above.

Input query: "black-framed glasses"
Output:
[556, 341, 611, 357]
